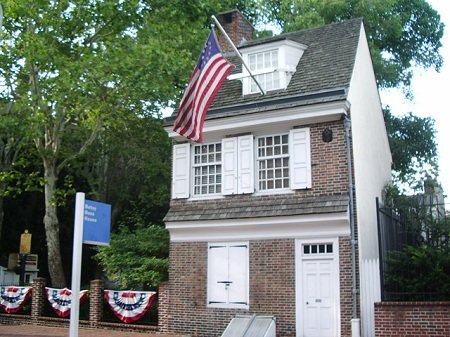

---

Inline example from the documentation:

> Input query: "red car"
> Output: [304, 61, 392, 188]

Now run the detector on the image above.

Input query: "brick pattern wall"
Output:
[169, 121, 349, 211]
[310, 121, 348, 195]
[375, 302, 450, 337]
[31, 277, 46, 319]
[250, 240, 296, 337]
[89, 279, 104, 325]
[216, 10, 254, 53]
[158, 282, 169, 332]
[167, 238, 354, 337]
[339, 236, 356, 337]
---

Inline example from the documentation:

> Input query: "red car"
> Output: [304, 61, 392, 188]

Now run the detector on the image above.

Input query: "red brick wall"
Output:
[166, 237, 353, 337]
[216, 10, 254, 53]
[375, 302, 450, 337]
[339, 236, 356, 337]
[169, 120, 349, 212]
[310, 121, 348, 196]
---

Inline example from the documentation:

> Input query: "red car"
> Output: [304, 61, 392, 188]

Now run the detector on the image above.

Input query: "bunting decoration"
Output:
[45, 287, 88, 317]
[0, 286, 32, 313]
[104, 290, 156, 323]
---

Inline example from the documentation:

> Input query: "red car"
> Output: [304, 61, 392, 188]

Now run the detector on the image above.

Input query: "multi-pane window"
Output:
[193, 143, 222, 195]
[257, 134, 289, 191]
[248, 49, 280, 93]
[303, 243, 333, 255]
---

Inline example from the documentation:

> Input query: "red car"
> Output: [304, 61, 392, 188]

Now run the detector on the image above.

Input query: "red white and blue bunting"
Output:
[104, 290, 156, 323]
[0, 286, 32, 313]
[45, 287, 88, 317]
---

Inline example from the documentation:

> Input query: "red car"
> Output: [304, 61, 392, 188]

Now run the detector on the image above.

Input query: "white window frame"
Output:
[192, 141, 222, 196]
[256, 133, 290, 192]
[207, 242, 249, 309]
[248, 49, 281, 94]
[170, 127, 311, 199]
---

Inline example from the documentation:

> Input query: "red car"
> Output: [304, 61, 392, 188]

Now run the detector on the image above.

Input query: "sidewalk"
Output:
[0, 324, 188, 337]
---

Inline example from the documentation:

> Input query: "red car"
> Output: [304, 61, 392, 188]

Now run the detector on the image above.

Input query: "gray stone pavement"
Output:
[0, 324, 188, 337]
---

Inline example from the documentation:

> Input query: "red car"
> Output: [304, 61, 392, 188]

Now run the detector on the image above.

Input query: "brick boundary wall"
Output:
[89, 279, 104, 325]
[0, 278, 160, 334]
[375, 302, 450, 337]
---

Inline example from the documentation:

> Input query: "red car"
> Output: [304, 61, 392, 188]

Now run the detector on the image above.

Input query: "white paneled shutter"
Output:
[171, 143, 190, 198]
[289, 128, 312, 189]
[222, 135, 254, 195]
[222, 138, 238, 195]
[237, 135, 254, 194]
[208, 243, 249, 306]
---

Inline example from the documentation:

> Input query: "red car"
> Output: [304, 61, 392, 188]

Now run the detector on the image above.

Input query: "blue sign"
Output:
[82, 199, 111, 245]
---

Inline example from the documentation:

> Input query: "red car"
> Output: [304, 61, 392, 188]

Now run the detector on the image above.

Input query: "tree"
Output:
[95, 224, 169, 289]
[0, 0, 236, 286]
[1, 0, 263, 286]
[257, 0, 444, 93]
[384, 108, 438, 186]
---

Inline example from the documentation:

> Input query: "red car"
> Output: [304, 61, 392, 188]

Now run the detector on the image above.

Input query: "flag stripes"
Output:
[173, 29, 233, 143]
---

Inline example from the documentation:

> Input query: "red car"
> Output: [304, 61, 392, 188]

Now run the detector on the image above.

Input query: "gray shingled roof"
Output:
[165, 18, 362, 125]
[164, 194, 349, 222]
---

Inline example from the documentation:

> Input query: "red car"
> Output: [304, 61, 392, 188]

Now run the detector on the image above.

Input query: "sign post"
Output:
[69, 192, 85, 337]
[19, 229, 32, 286]
[70, 192, 111, 337]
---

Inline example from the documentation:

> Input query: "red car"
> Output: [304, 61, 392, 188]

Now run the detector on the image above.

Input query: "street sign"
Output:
[70, 193, 111, 337]
[82, 199, 111, 245]
[19, 230, 31, 254]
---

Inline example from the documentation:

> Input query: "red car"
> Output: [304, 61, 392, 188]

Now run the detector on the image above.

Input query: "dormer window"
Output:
[229, 40, 307, 95]
[248, 49, 280, 93]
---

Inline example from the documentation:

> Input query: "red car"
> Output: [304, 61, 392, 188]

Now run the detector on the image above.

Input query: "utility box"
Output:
[221, 314, 276, 337]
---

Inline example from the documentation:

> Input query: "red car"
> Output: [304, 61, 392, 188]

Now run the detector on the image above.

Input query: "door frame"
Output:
[295, 238, 341, 337]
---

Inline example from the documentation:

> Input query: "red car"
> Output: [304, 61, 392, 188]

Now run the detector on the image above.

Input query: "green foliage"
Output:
[386, 244, 450, 299]
[95, 224, 169, 289]
[257, 0, 444, 92]
[384, 108, 438, 186]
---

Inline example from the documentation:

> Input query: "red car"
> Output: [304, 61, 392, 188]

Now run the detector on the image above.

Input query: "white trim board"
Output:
[166, 211, 350, 242]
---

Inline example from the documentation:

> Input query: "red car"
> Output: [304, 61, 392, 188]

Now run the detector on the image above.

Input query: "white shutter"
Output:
[237, 135, 254, 194]
[171, 143, 190, 199]
[290, 128, 312, 189]
[222, 138, 238, 195]
[208, 245, 228, 304]
[228, 244, 249, 305]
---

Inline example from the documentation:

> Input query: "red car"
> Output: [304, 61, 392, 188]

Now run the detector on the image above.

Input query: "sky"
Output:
[380, 0, 450, 199]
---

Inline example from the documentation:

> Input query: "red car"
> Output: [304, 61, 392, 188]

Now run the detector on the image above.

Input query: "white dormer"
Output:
[229, 39, 307, 95]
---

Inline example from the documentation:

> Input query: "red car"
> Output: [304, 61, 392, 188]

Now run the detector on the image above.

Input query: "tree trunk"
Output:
[43, 161, 66, 287]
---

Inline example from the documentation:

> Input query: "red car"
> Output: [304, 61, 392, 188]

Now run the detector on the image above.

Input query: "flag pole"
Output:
[211, 15, 265, 96]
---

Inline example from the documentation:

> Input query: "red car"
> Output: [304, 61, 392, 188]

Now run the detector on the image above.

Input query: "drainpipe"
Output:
[344, 116, 360, 337]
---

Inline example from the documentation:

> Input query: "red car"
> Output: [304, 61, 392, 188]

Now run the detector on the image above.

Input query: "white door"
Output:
[297, 241, 338, 337]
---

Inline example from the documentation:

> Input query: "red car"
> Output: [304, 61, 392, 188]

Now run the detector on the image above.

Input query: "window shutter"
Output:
[228, 244, 249, 305]
[222, 138, 238, 195]
[237, 135, 254, 194]
[172, 143, 190, 199]
[208, 245, 228, 304]
[290, 128, 312, 189]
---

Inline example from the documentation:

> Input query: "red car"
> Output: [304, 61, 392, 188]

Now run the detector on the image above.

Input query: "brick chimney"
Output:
[216, 10, 254, 53]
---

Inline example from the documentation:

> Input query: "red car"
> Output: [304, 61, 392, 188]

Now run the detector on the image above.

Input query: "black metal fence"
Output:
[377, 197, 450, 301]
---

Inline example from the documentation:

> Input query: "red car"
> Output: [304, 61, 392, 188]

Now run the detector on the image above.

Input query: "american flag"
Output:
[173, 29, 233, 142]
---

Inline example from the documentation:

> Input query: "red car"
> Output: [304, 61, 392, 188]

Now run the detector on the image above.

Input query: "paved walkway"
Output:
[0, 324, 188, 337]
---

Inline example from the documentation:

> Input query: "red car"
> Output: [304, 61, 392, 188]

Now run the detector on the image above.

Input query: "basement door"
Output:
[296, 239, 339, 337]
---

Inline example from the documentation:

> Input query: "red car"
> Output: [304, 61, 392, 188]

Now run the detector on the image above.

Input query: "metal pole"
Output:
[70, 192, 85, 337]
[19, 254, 27, 286]
[211, 15, 265, 95]
[344, 117, 360, 337]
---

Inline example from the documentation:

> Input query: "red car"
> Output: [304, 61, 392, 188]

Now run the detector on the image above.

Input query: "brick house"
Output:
[163, 10, 391, 337]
